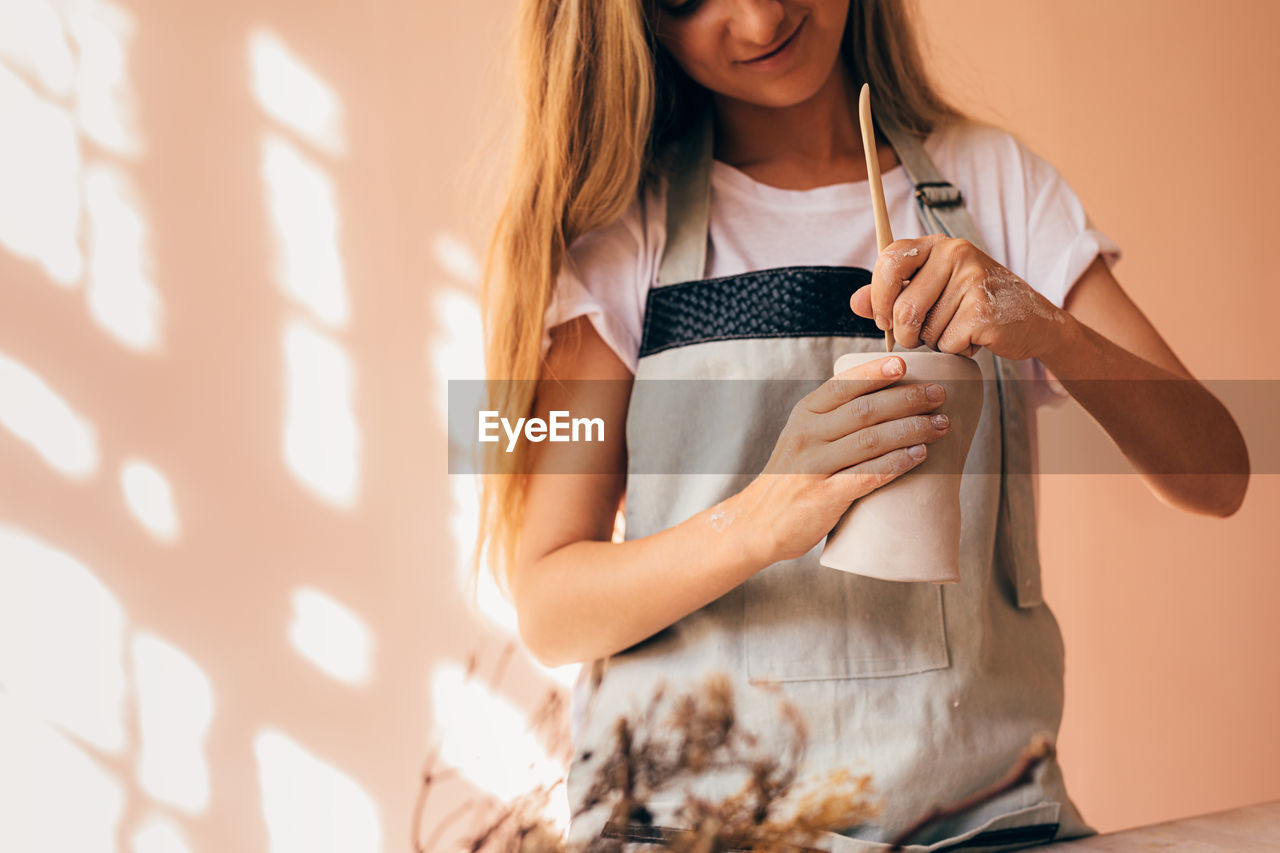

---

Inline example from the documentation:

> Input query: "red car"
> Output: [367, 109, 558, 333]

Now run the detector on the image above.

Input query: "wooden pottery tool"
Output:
[858, 82, 895, 352]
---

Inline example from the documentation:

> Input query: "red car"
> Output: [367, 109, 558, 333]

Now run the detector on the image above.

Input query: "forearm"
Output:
[515, 486, 769, 668]
[1037, 315, 1249, 516]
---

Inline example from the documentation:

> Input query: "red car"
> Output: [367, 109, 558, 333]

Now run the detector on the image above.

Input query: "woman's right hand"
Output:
[739, 354, 952, 565]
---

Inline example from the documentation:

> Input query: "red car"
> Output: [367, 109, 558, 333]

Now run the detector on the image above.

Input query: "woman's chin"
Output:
[718, 74, 829, 111]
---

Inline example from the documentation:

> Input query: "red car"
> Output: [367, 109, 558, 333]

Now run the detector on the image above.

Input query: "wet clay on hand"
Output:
[819, 351, 984, 583]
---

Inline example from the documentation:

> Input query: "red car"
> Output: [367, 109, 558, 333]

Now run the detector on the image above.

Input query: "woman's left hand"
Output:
[849, 234, 1066, 361]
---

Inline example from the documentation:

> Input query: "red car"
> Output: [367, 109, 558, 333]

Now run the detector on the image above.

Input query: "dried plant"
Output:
[415, 644, 1054, 853]
[576, 673, 883, 853]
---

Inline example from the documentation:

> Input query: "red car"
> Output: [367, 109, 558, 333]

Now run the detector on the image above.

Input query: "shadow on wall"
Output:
[0, 1, 573, 850]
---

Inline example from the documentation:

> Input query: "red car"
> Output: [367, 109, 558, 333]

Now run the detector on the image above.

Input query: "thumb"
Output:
[849, 284, 873, 318]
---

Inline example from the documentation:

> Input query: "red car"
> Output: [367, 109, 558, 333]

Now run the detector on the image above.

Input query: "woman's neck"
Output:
[710, 60, 898, 191]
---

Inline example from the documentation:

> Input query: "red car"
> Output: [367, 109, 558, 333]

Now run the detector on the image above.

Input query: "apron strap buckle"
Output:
[914, 180, 963, 208]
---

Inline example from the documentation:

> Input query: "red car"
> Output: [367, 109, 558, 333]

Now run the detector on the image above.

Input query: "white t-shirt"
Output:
[541, 120, 1120, 401]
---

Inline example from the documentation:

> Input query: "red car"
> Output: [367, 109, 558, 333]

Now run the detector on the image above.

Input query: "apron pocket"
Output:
[744, 549, 950, 682]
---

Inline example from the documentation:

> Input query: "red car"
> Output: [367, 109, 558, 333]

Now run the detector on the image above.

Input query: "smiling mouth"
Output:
[743, 18, 803, 63]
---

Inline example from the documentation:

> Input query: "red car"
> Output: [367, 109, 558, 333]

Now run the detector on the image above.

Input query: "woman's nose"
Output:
[725, 0, 787, 50]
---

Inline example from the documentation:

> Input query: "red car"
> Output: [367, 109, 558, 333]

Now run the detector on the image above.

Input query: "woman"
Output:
[474, 0, 1249, 848]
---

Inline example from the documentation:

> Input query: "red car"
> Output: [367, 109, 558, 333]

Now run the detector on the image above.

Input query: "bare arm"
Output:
[855, 238, 1250, 519]
[511, 316, 767, 668]
[511, 316, 949, 668]
[1038, 255, 1250, 516]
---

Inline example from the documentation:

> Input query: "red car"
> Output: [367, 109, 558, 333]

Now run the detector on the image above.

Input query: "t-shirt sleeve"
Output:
[539, 194, 650, 375]
[1017, 137, 1122, 309]
[1014, 135, 1123, 406]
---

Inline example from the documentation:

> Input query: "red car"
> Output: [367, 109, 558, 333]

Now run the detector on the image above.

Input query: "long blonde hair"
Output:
[473, 0, 968, 601]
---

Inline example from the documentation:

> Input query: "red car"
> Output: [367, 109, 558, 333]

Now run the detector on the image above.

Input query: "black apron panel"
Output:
[639, 265, 880, 359]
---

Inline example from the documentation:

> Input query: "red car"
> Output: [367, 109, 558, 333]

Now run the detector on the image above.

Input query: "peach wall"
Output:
[0, 0, 533, 850]
[0, 2, 1273, 852]
[916, 0, 1280, 833]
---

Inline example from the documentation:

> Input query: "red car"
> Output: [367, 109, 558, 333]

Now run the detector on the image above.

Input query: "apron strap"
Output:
[657, 109, 714, 287]
[878, 117, 1044, 608]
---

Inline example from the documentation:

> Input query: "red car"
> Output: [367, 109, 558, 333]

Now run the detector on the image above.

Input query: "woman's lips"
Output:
[741, 18, 804, 66]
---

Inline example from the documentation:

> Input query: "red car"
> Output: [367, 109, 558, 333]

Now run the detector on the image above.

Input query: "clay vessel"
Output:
[819, 351, 984, 583]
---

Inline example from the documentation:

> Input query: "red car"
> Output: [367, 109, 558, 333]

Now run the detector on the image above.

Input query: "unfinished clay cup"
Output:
[818, 350, 984, 583]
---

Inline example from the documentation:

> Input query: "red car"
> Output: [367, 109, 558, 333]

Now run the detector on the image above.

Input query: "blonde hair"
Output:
[473, 0, 968, 601]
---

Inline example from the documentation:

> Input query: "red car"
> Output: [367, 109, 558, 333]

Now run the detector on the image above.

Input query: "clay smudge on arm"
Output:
[708, 507, 738, 532]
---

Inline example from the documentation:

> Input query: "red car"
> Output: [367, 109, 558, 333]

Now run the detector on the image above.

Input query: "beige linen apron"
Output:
[564, 108, 1097, 852]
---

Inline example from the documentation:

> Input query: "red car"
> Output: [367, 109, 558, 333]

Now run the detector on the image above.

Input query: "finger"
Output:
[870, 234, 949, 331]
[849, 283, 872, 319]
[936, 298, 982, 356]
[915, 274, 966, 350]
[889, 261, 950, 350]
[815, 380, 946, 442]
[823, 443, 929, 502]
[817, 410, 951, 472]
[803, 355, 905, 414]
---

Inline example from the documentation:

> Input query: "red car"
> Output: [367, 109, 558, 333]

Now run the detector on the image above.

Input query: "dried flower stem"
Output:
[416, 656, 1058, 853]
